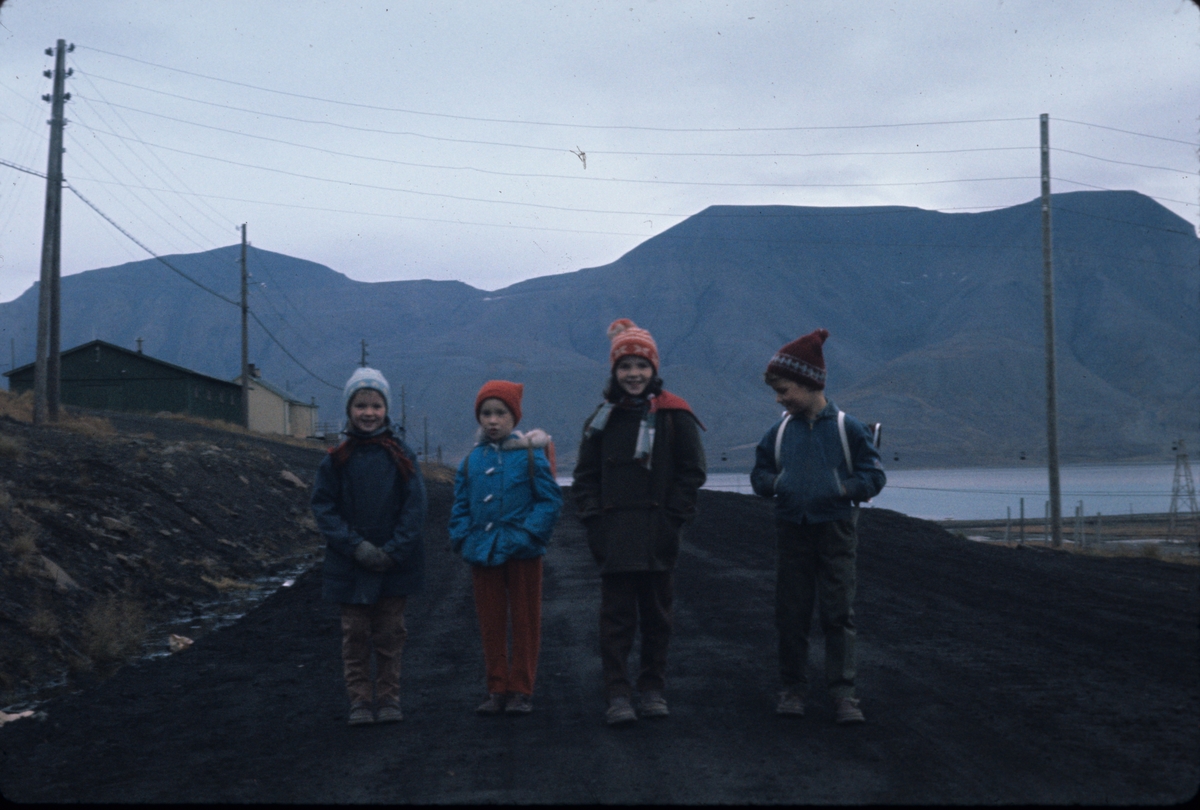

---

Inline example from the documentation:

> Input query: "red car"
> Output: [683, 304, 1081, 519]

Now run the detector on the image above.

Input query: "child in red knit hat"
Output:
[449, 380, 562, 716]
[750, 329, 885, 725]
[572, 319, 707, 726]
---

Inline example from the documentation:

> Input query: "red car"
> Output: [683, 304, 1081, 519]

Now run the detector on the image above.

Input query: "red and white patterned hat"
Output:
[608, 319, 659, 371]
[767, 328, 829, 389]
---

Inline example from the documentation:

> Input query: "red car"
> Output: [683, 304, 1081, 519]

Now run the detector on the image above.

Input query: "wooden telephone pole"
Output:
[33, 40, 72, 424]
[1041, 114, 1063, 547]
[240, 223, 250, 428]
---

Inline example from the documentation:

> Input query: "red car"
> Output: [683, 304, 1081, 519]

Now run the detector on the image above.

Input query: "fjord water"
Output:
[700, 463, 1180, 521]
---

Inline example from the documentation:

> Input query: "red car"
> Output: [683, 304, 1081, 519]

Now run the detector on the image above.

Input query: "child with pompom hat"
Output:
[573, 319, 707, 726]
[311, 367, 427, 726]
[449, 380, 562, 716]
[750, 328, 885, 725]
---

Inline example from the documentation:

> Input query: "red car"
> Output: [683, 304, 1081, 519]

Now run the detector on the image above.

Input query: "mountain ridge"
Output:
[2, 190, 1196, 469]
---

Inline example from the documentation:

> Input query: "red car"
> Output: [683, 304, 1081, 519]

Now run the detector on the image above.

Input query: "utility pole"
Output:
[1167, 439, 1199, 541]
[240, 223, 249, 429]
[1040, 114, 1063, 548]
[423, 415, 429, 461]
[33, 40, 72, 425]
[360, 339, 368, 367]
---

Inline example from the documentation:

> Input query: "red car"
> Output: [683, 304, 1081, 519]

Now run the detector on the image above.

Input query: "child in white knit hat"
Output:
[311, 367, 427, 725]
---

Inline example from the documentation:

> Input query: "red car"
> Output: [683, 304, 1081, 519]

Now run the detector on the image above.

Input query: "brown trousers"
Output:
[472, 556, 543, 696]
[340, 596, 407, 707]
[599, 570, 673, 699]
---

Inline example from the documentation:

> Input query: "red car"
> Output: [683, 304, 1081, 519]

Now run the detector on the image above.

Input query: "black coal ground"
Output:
[1, 484, 1197, 804]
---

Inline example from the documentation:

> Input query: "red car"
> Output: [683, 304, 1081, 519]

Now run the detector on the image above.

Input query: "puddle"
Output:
[1, 559, 316, 716]
[141, 560, 314, 660]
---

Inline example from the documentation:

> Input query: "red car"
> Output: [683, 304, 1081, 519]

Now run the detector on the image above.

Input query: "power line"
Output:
[71, 115, 1045, 192]
[65, 181, 238, 305]
[69, 102, 218, 249]
[71, 69, 236, 235]
[0, 157, 44, 178]
[77, 46, 1039, 134]
[1052, 147, 1197, 176]
[247, 308, 339, 390]
[74, 85, 1043, 161]
[1055, 117, 1199, 147]
[65, 181, 338, 391]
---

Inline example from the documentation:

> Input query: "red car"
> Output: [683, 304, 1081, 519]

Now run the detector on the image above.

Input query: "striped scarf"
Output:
[585, 394, 660, 470]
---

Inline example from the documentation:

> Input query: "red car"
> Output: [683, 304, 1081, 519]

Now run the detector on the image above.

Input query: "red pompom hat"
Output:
[767, 328, 829, 389]
[607, 318, 660, 371]
[475, 380, 523, 427]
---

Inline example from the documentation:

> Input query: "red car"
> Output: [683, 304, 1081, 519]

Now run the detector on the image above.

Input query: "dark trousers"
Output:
[472, 556, 543, 696]
[776, 518, 857, 699]
[600, 571, 673, 699]
[341, 596, 407, 707]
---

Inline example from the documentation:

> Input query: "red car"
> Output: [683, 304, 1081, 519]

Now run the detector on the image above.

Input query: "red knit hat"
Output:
[767, 328, 829, 389]
[475, 380, 523, 426]
[608, 318, 659, 371]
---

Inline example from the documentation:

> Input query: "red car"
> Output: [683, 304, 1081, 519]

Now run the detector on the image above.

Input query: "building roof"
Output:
[3, 339, 240, 389]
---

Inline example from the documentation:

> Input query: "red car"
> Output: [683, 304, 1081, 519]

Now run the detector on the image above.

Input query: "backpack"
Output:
[773, 410, 882, 504]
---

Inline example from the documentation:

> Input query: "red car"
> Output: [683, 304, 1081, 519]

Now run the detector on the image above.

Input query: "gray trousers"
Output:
[775, 518, 857, 699]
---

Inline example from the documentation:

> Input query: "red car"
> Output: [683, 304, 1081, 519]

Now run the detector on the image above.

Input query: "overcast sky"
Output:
[1, 0, 1196, 305]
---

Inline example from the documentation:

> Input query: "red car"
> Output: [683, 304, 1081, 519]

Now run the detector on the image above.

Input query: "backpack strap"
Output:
[773, 413, 792, 473]
[527, 446, 537, 498]
[837, 410, 852, 472]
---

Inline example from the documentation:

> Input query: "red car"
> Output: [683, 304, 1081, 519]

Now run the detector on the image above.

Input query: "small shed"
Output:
[4, 339, 242, 423]
[232, 370, 320, 438]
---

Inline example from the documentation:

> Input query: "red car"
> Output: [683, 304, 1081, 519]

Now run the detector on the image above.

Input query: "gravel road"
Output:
[1, 483, 1196, 804]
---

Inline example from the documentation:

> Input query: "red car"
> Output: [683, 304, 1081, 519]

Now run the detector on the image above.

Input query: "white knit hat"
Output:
[343, 367, 391, 414]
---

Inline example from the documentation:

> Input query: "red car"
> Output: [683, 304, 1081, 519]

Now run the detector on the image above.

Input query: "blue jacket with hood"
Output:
[750, 400, 886, 525]
[449, 429, 563, 567]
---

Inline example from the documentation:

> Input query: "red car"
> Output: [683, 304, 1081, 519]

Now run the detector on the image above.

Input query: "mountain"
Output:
[2, 190, 1196, 469]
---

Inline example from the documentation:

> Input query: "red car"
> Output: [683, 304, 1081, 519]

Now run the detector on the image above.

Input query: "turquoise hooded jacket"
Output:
[449, 430, 563, 567]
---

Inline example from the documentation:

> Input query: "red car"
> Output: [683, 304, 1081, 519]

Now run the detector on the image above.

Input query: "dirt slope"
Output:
[0, 408, 328, 703]
[1, 473, 1196, 803]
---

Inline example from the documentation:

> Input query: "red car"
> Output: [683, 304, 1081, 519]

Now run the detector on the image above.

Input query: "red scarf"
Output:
[329, 434, 415, 481]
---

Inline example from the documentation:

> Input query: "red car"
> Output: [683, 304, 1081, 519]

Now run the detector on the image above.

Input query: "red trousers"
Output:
[340, 596, 407, 706]
[471, 556, 543, 696]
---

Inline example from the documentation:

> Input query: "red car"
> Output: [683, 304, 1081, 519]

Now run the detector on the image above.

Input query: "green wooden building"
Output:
[4, 339, 242, 423]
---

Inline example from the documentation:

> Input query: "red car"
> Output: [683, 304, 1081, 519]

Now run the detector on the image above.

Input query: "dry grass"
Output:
[57, 414, 116, 437]
[0, 390, 33, 422]
[158, 412, 324, 449]
[83, 595, 146, 661]
[200, 575, 259, 591]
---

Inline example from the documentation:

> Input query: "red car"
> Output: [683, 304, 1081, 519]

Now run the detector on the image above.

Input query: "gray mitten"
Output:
[354, 541, 394, 572]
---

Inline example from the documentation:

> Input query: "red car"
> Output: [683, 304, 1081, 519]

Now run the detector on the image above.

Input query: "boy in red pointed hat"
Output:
[573, 319, 707, 726]
[751, 328, 885, 725]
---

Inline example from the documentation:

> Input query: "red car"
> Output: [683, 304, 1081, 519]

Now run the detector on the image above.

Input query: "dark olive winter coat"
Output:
[573, 402, 706, 574]
[311, 427, 426, 604]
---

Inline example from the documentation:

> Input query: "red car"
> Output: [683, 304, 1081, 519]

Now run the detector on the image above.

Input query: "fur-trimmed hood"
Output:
[474, 427, 553, 450]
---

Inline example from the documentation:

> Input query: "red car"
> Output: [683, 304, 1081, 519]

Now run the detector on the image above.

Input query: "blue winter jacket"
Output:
[311, 425, 427, 604]
[449, 430, 563, 567]
[750, 400, 886, 525]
